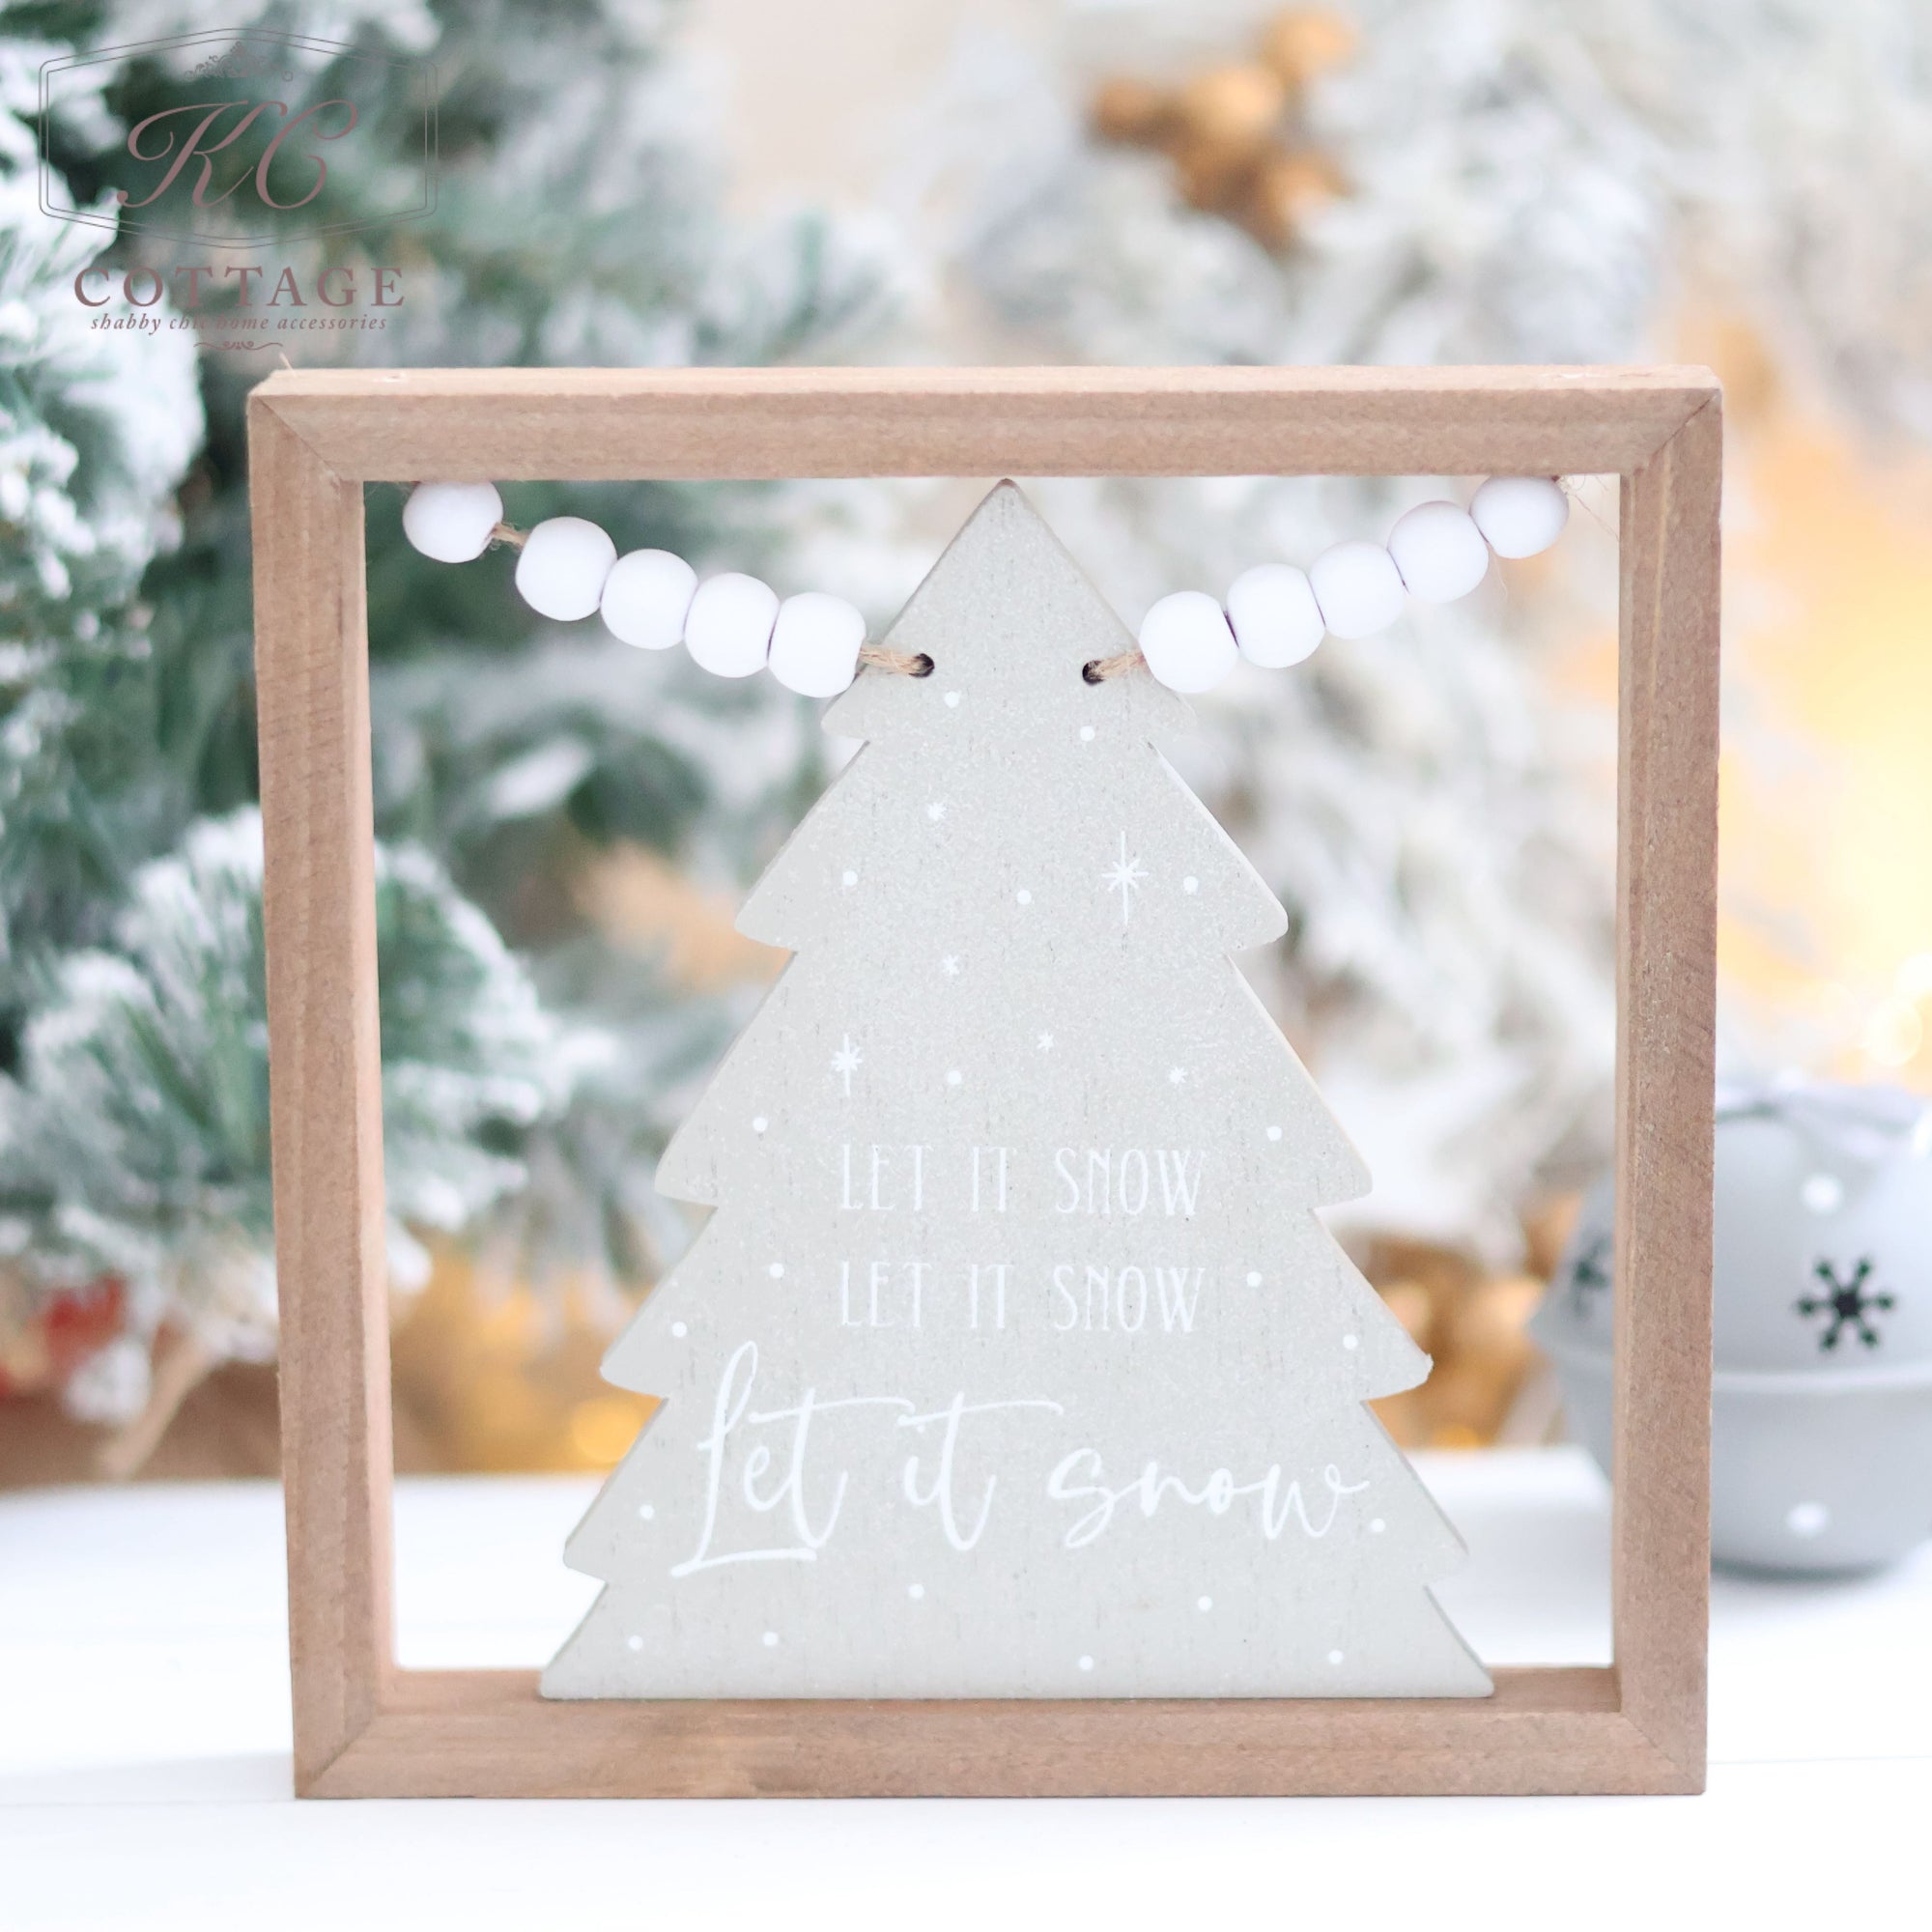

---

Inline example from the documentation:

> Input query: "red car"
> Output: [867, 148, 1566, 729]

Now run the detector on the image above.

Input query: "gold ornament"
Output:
[1090, 8, 1353, 249]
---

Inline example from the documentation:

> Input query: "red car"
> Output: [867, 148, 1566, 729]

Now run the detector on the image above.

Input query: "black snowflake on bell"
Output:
[1568, 1232, 1610, 1319]
[1796, 1258, 1896, 1350]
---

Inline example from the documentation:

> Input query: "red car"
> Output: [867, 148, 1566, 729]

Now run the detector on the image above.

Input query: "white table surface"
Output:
[3, 1447, 1927, 1929]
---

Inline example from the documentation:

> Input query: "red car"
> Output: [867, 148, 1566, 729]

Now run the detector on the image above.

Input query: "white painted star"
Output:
[1168, 1066, 1187, 1086]
[831, 1035, 862, 1095]
[926, 799, 948, 822]
[1037, 1032, 1054, 1051]
[941, 955, 961, 978]
[1101, 832, 1149, 927]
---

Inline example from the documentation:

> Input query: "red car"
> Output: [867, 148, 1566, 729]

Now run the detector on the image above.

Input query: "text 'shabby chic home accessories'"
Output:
[247, 364, 1719, 1797]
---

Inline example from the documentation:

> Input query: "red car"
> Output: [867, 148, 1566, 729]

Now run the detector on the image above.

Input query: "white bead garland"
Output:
[1308, 539, 1405, 639]
[515, 517, 616, 622]
[403, 469, 1577, 697]
[1137, 590, 1238, 694]
[684, 572, 779, 679]
[402, 481, 502, 563]
[1387, 500, 1490, 603]
[1225, 563, 1324, 668]
[1469, 476, 1568, 559]
[601, 549, 696, 651]
[770, 591, 866, 696]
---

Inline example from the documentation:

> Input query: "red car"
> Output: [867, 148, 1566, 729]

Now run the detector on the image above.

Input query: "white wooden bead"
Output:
[1470, 476, 1569, 558]
[683, 572, 779, 679]
[1225, 564, 1323, 668]
[1138, 590, 1238, 694]
[515, 516, 615, 621]
[769, 591, 866, 696]
[402, 481, 501, 563]
[1387, 500, 1491, 602]
[1308, 539, 1405, 639]
[601, 549, 696, 651]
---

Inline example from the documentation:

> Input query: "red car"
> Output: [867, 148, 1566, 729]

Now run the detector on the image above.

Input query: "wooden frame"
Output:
[248, 365, 1719, 1799]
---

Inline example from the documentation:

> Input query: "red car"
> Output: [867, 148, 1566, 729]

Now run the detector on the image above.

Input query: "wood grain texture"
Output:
[248, 401, 396, 1795]
[252, 364, 1717, 482]
[249, 365, 1720, 1798]
[1612, 395, 1722, 1789]
[307, 1666, 1700, 1799]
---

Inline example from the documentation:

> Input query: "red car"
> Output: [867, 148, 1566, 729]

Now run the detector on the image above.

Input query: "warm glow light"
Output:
[1863, 998, 1924, 1068]
[1896, 953, 1932, 1002]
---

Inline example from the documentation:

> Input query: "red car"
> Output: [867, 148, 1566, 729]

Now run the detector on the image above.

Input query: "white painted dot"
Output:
[1787, 1501, 1831, 1539]
[841, 868, 858, 887]
[1326, 1649, 1346, 1666]
[1197, 1595, 1212, 1612]
[1369, 1518, 1385, 1534]
[638, 1503, 655, 1520]
[1077, 1655, 1094, 1673]
[670, 1321, 688, 1338]
[1341, 1334, 1359, 1350]
[1265, 1125, 1282, 1142]
[1801, 1173, 1844, 1215]
[908, 1583, 925, 1601]
[762, 1631, 780, 1648]
[752, 1115, 768, 1134]
[1246, 1271, 1263, 1287]
[1182, 876, 1199, 895]
[1079, 724, 1095, 742]
[945, 691, 961, 707]
[1016, 889, 1032, 905]
[946, 1068, 963, 1087]
[768, 1263, 784, 1279]
[626, 1634, 643, 1652]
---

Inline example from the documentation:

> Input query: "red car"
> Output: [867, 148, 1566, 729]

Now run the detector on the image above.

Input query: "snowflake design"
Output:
[830, 1035, 862, 1097]
[1037, 1032, 1054, 1052]
[941, 955, 961, 978]
[1569, 1233, 1610, 1318]
[1167, 1066, 1187, 1086]
[1101, 833, 1148, 927]
[1796, 1258, 1896, 1350]
[926, 799, 948, 822]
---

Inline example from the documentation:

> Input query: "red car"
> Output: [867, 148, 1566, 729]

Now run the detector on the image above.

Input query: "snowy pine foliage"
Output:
[0, 57, 203, 968]
[919, 0, 1932, 1250]
[0, 811, 562, 1415]
[0, 0, 906, 1421]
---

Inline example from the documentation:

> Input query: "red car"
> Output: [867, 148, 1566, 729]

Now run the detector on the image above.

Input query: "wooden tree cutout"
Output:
[543, 482, 1490, 1700]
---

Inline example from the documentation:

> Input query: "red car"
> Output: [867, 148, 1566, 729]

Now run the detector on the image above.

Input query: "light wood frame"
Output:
[248, 365, 1719, 1799]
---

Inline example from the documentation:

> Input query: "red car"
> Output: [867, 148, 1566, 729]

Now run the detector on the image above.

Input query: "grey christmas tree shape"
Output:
[1797, 1258, 1896, 1350]
[543, 484, 1490, 1700]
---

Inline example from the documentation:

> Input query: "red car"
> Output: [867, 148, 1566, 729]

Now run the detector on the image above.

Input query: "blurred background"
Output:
[3, 0, 1930, 1493]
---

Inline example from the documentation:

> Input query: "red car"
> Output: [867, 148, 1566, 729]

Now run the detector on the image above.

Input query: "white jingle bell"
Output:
[1387, 500, 1490, 603]
[1137, 590, 1238, 695]
[1470, 476, 1568, 558]
[515, 516, 616, 622]
[601, 549, 696, 651]
[1308, 539, 1405, 639]
[684, 572, 779, 679]
[1225, 563, 1324, 668]
[402, 481, 502, 563]
[769, 591, 866, 696]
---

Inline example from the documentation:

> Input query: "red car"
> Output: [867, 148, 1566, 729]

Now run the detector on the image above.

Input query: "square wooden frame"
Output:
[248, 365, 1719, 1799]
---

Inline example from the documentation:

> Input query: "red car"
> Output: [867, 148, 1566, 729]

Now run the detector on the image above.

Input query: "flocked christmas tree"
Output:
[0, 2, 899, 1433]
[545, 485, 1488, 1698]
